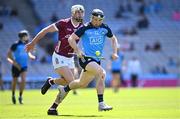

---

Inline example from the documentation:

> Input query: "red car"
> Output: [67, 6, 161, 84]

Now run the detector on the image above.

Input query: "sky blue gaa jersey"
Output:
[75, 22, 113, 61]
[10, 40, 28, 68]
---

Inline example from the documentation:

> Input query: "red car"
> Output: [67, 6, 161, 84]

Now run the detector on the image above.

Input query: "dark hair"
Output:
[18, 30, 28, 38]
[91, 9, 104, 18]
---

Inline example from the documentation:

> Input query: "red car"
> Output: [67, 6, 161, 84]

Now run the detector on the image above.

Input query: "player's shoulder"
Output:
[10, 40, 19, 50]
[81, 22, 92, 29]
[59, 18, 71, 23]
[11, 40, 19, 46]
[56, 18, 70, 25]
[101, 23, 110, 29]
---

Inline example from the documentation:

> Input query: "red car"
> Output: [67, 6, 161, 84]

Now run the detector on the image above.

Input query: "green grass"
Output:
[0, 88, 180, 119]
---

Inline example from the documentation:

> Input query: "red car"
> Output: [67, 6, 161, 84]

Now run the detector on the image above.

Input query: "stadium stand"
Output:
[0, 0, 179, 88]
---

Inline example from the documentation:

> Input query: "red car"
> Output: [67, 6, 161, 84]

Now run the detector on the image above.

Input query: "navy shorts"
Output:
[79, 56, 100, 71]
[111, 69, 121, 74]
[11, 65, 27, 77]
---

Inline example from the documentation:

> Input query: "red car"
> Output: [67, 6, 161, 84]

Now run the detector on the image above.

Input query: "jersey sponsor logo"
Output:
[65, 34, 71, 38]
[101, 31, 106, 35]
[89, 36, 103, 45]
[67, 28, 72, 31]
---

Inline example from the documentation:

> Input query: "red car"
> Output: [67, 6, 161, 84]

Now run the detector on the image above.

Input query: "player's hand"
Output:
[76, 50, 84, 58]
[30, 55, 36, 60]
[13, 62, 21, 70]
[25, 42, 35, 52]
[111, 53, 119, 60]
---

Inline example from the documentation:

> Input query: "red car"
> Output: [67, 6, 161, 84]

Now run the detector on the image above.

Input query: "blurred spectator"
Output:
[172, 9, 180, 21]
[50, 13, 58, 23]
[147, 0, 162, 14]
[0, 4, 11, 16]
[153, 0, 162, 14]
[145, 44, 152, 51]
[10, 7, 18, 17]
[151, 65, 168, 74]
[127, 57, 142, 87]
[168, 57, 177, 67]
[40, 55, 51, 64]
[162, 66, 168, 74]
[139, 0, 146, 14]
[137, 13, 149, 29]
[0, 58, 4, 90]
[0, 22, 3, 31]
[115, 4, 125, 18]
[145, 41, 161, 52]
[121, 41, 135, 51]
[120, 27, 138, 36]
[153, 41, 161, 51]
[126, 0, 133, 12]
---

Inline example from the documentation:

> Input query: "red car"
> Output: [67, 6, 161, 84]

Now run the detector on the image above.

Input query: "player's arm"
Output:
[109, 35, 118, 55]
[25, 24, 58, 52]
[28, 52, 36, 60]
[7, 49, 21, 70]
[68, 26, 85, 57]
[106, 25, 119, 60]
[109, 35, 119, 60]
[68, 33, 83, 57]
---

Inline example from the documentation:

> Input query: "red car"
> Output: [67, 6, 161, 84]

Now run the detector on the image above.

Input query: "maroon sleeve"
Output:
[55, 20, 64, 31]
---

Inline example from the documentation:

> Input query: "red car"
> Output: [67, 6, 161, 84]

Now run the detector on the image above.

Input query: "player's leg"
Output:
[96, 68, 113, 111]
[41, 53, 75, 95]
[11, 66, 20, 104]
[0, 74, 4, 90]
[59, 61, 103, 98]
[55, 69, 94, 107]
[112, 72, 120, 92]
[47, 67, 76, 115]
[11, 77, 18, 104]
[47, 56, 77, 115]
[19, 70, 27, 104]
[68, 70, 94, 89]
[72, 67, 79, 95]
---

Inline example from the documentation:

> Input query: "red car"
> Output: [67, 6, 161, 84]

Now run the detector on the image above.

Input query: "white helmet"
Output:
[71, 4, 85, 14]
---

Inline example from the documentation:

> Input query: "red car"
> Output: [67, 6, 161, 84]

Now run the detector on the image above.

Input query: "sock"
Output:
[19, 92, 22, 97]
[98, 94, 103, 103]
[12, 91, 15, 96]
[49, 79, 55, 85]
[64, 85, 71, 92]
[50, 102, 58, 110]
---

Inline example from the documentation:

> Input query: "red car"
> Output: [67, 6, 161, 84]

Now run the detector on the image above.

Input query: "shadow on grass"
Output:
[57, 114, 103, 117]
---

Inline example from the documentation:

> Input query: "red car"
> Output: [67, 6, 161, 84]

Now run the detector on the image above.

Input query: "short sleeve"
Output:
[55, 20, 63, 31]
[106, 26, 113, 38]
[75, 26, 86, 38]
[10, 44, 17, 51]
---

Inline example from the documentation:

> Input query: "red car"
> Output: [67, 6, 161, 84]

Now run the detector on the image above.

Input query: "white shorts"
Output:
[52, 52, 75, 69]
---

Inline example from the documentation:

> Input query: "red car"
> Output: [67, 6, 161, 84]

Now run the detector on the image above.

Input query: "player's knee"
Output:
[97, 68, 106, 80]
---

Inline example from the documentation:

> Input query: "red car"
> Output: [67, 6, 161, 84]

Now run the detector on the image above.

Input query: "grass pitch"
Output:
[0, 88, 180, 119]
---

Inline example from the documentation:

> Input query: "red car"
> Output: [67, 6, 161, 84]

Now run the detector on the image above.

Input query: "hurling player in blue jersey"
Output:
[7, 30, 36, 104]
[58, 9, 119, 111]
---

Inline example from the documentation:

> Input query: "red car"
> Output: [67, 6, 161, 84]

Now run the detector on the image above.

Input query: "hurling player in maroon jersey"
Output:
[25, 5, 112, 115]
